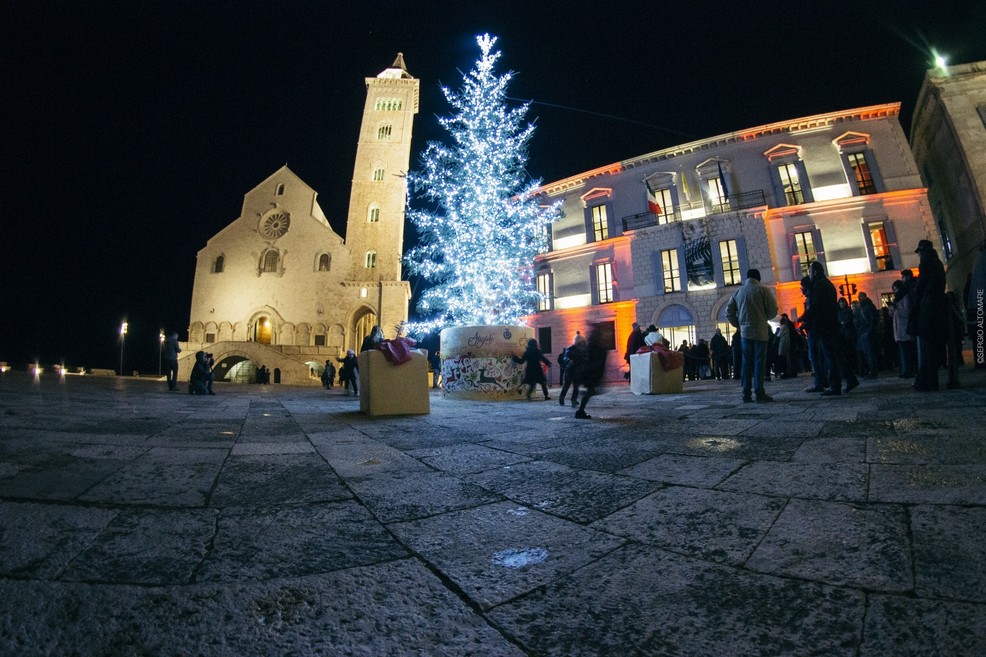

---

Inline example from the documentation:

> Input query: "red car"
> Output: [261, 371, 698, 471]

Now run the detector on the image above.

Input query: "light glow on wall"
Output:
[810, 184, 853, 202]
[553, 234, 587, 250]
[825, 258, 871, 277]
[554, 294, 592, 310]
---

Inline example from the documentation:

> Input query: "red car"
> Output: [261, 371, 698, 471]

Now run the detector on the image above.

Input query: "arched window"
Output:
[368, 206, 380, 223]
[213, 255, 224, 273]
[275, 183, 285, 195]
[377, 124, 392, 140]
[373, 168, 385, 181]
[262, 250, 279, 273]
[318, 253, 330, 271]
[365, 251, 377, 268]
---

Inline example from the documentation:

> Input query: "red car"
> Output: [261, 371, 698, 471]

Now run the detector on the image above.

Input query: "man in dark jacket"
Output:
[909, 239, 947, 391]
[804, 261, 859, 396]
[623, 322, 645, 380]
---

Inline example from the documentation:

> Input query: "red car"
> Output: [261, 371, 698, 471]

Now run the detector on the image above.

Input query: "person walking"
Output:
[559, 333, 586, 407]
[513, 339, 551, 400]
[909, 239, 947, 391]
[576, 325, 606, 419]
[338, 349, 359, 395]
[726, 268, 778, 403]
[162, 331, 181, 391]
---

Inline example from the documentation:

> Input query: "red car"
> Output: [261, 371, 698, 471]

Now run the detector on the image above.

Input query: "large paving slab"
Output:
[1, 369, 985, 656]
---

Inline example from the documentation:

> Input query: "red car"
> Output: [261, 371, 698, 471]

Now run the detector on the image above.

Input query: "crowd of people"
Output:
[169, 240, 971, 404]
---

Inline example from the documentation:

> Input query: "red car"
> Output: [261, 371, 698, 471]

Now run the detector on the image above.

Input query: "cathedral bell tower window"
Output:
[365, 251, 377, 269]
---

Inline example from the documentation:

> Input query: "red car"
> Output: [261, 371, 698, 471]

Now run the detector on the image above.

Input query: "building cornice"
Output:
[537, 104, 902, 195]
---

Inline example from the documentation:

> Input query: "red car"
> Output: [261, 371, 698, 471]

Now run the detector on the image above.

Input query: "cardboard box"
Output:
[630, 352, 683, 395]
[357, 350, 431, 416]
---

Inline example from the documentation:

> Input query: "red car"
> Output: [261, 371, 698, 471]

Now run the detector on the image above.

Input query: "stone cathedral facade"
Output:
[181, 54, 419, 384]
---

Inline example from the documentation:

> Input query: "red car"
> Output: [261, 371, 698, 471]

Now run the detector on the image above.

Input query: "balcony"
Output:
[622, 189, 767, 232]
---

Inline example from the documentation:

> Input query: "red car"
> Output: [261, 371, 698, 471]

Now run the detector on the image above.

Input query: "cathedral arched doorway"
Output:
[214, 355, 256, 383]
[353, 309, 377, 351]
[254, 317, 273, 345]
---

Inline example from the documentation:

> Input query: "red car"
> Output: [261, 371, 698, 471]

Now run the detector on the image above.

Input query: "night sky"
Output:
[4, 0, 985, 373]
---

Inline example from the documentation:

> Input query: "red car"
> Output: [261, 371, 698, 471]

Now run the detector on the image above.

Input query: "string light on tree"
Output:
[404, 34, 559, 333]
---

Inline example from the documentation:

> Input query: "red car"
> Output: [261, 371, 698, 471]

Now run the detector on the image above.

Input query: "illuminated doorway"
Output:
[353, 310, 377, 352]
[254, 317, 273, 345]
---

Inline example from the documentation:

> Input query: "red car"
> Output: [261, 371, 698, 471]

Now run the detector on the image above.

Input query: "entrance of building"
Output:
[254, 317, 272, 345]
[353, 310, 377, 352]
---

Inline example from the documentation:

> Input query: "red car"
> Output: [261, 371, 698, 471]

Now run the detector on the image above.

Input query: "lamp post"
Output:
[158, 331, 165, 376]
[119, 321, 128, 376]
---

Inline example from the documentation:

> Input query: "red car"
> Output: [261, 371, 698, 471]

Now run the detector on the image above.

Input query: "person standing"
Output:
[360, 325, 384, 353]
[909, 239, 947, 391]
[805, 261, 859, 396]
[800, 276, 828, 393]
[576, 325, 606, 419]
[623, 322, 645, 380]
[710, 328, 730, 380]
[726, 268, 778, 403]
[890, 279, 916, 378]
[163, 332, 181, 391]
[856, 292, 880, 377]
[429, 350, 442, 389]
[321, 359, 336, 388]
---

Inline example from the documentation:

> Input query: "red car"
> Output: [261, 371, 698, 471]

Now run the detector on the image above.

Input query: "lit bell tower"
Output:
[344, 53, 419, 337]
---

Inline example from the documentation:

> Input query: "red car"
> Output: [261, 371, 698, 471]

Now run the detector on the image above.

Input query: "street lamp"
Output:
[119, 321, 128, 376]
[159, 331, 165, 376]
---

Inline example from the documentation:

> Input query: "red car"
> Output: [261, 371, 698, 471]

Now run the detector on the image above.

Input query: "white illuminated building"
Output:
[532, 104, 937, 380]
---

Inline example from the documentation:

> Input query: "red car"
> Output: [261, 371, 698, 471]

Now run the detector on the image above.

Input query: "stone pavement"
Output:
[1, 369, 985, 657]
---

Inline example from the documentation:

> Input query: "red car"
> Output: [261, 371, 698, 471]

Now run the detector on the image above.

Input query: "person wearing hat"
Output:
[909, 239, 947, 391]
[623, 322, 645, 380]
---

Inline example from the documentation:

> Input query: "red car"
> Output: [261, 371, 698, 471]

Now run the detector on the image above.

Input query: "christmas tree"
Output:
[405, 34, 558, 332]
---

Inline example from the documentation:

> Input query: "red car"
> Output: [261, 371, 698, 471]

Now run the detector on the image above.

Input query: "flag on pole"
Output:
[645, 179, 663, 216]
[716, 159, 730, 201]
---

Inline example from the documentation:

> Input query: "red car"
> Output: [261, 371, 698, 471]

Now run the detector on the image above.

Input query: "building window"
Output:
[275, 183, 285, 195]
[314, 335, 327, 346]
[377, 124, 392, 140]
[597, 320, 617, 350]
[536, 272, 552, 311]
[707, 177, 728, 212]
[596, 263, 614, 304]
[365, 251, 377, 268]
[719, 240, 741, 285]
[867, 221, 894, 271]
[661, 249, 680, 293]
[847, 152, 876, 195]
[777, 163, 805, 205]
[591, 205, 609, 241]
[653, 187, 675, 225]
[262, 250, 279, 273]
[213, 255, 224, 273]
[205, 332, 216, 343]
[318, 254, 330, 271]
[373, 168, 385, 181]
[793, 231, 817, 277]
[375, 98, 403, 111]
[368, 207, 380, 223]
[537, 327, 552, 354]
